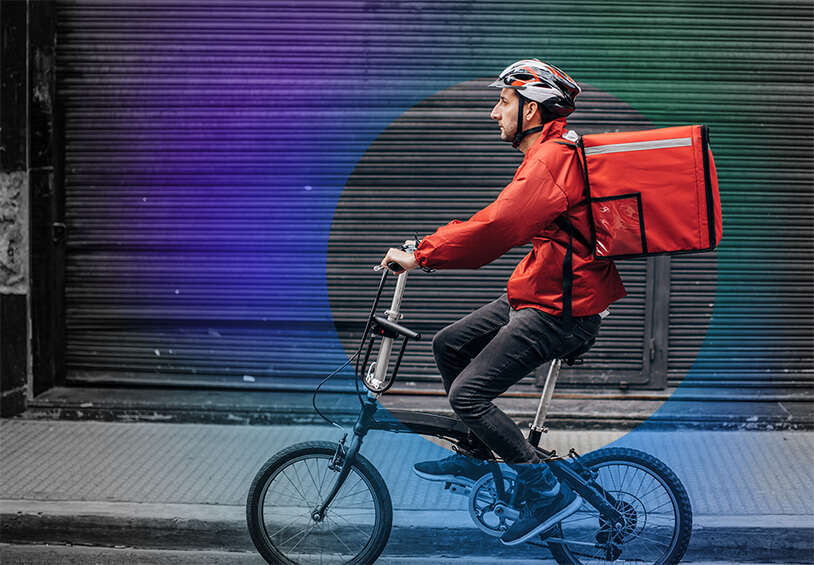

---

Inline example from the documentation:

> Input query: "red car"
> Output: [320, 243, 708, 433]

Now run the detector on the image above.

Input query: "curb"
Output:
[2, 501, 812, 562]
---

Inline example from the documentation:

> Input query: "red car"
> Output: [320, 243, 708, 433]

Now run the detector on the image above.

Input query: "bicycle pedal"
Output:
[444, 481, 471, 496]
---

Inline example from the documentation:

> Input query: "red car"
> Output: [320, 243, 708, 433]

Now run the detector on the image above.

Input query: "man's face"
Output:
[490, 88, 519, 143]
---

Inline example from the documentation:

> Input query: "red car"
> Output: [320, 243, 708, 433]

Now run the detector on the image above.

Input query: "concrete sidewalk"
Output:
[1, 418, 812, 562]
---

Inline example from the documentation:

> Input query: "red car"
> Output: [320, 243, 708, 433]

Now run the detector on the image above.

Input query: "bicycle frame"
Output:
[247, 253, 692, 565]
[315, 258, 625, 527]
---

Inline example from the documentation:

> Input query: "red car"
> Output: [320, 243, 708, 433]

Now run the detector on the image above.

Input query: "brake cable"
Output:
[311, 268, 390, 431]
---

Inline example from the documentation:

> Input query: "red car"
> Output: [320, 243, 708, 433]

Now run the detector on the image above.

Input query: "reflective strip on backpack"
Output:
[584, 137, 692, 156]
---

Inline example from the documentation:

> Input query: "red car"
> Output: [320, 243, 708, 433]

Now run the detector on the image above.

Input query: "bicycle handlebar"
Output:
[372, 314, 421, 341]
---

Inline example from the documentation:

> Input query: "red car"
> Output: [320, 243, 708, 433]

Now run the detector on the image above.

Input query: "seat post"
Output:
[528, 359, 562, 448]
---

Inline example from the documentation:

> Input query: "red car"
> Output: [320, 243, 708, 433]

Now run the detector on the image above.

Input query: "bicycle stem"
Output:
[367, 270, 409, 395]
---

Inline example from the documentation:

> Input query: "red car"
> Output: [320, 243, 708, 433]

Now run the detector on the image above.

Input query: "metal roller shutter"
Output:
[57, 1, 356, 388]
[56, 1, 812, 393]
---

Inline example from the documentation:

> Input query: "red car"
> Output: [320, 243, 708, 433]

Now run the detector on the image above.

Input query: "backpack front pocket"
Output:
[591, 193, 646, 258]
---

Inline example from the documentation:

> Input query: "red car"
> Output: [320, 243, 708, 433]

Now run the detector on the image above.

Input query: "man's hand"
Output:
[380, 248, 419, 273]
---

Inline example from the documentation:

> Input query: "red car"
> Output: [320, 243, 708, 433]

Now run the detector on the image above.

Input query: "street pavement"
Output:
[0, 544, 802, 565]
[1, 417, 813, 563]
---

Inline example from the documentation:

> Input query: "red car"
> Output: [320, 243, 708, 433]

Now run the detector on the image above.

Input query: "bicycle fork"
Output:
[313, 393, 379, 520]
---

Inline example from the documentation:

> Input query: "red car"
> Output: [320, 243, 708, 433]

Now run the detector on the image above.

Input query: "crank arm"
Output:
[493, 502, 519, 522]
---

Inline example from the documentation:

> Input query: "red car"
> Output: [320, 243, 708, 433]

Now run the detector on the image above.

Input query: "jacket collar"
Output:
[525, 118, 568, 158]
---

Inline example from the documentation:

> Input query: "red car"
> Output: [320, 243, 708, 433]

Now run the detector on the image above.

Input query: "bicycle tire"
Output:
[246, 441, 393, 565]
[549, 447, 692, 565]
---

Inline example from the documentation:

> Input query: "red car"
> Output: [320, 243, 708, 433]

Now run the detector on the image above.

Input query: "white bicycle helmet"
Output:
[489, 59, 581, 147]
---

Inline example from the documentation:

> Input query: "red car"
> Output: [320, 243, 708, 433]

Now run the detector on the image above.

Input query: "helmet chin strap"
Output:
[511, 95, 545, 149]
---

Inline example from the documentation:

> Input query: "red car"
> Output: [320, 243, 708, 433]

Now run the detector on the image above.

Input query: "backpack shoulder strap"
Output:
[553, 216, 578, 337]
[554, 216, 592, 250]
[552, 130, 595, 337]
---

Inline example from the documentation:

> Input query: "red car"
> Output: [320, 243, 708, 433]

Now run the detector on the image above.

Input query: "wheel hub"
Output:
[596, 499, 638, 544]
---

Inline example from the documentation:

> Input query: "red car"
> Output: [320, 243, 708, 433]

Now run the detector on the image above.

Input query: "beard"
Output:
[499, 122, 517, 143]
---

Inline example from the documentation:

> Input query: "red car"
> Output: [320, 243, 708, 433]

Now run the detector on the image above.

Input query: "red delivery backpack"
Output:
[580, 124, 721, 259]
[556, 125, 722, 331]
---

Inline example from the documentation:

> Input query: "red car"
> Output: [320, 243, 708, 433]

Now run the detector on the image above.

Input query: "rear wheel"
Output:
[246, 441, 392, 565]
[549, 447, 692, 565]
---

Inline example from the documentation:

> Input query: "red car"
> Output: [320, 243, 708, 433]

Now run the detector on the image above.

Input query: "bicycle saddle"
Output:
[562, 337, 595, 366]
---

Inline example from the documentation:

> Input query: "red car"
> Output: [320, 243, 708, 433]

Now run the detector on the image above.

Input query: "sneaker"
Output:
[500, 483, 583, 546]
[413, 453, 489, 484]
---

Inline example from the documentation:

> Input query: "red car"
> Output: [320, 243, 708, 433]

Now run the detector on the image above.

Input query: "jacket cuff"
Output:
[414, 238, 434, 270]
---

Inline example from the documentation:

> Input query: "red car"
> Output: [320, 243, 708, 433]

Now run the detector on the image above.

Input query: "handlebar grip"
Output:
[387, 261, 404, 272]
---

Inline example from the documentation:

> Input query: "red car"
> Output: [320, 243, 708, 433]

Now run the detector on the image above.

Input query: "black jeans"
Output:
[433, 294, 601, 490]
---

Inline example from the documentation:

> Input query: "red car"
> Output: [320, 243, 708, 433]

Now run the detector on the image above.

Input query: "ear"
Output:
[524, 99, 541, 124]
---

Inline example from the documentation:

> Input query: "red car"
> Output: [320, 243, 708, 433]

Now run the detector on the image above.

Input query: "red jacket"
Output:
[414, 119, 626, 317]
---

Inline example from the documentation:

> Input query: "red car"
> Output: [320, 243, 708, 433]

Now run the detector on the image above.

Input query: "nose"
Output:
[490, 102, 500, 120]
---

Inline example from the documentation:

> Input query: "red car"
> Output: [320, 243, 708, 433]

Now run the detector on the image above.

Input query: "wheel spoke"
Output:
[269, 510, 312, 539]
[303, 457, 326, 502]
[333, 477, 369, 505]
[280, 465, 314, 507]
[645, 498, 677, 514]
[630, 530, 672, 547]
[323, 515, 358, 555]
[329, 508, 375, 539]
[279, 519, 320, 552]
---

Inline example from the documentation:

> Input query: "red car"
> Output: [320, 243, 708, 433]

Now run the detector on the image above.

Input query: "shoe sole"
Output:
[500, 495, 584, 546]
[412, 468, 477, 486]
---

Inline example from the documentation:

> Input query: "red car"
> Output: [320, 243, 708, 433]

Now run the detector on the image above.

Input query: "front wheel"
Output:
[550, 447, 692, 565]
[246, 441, 392, 565]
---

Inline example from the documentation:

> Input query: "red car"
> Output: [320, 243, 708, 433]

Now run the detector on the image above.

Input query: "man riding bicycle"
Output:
[380, 59, 626, 546]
